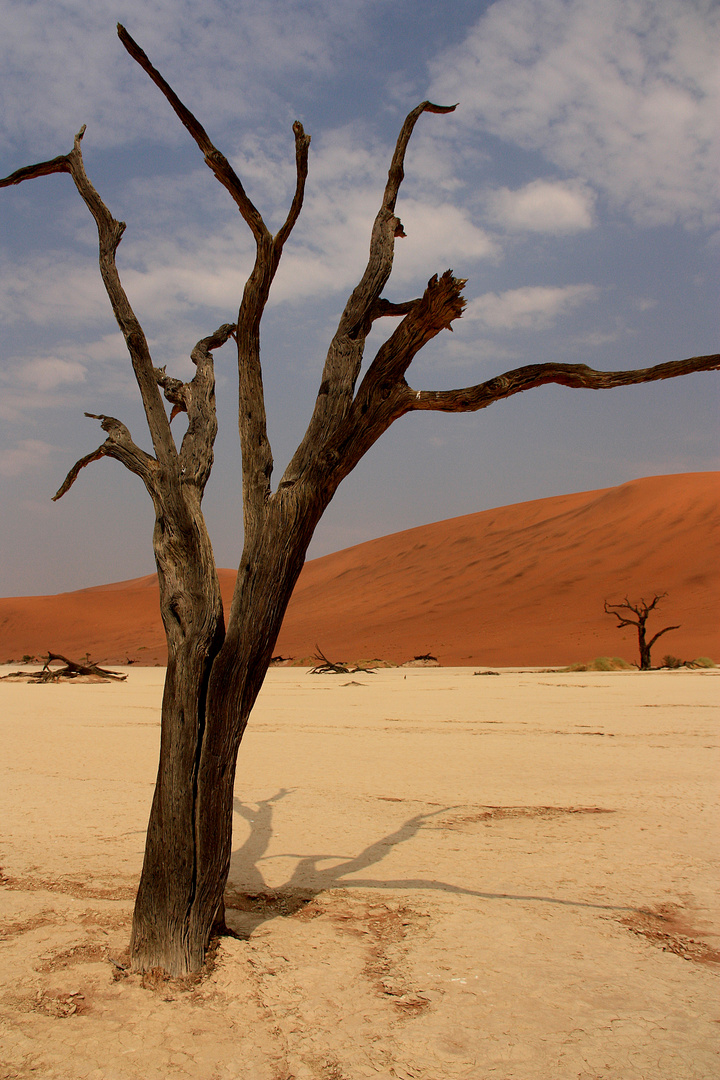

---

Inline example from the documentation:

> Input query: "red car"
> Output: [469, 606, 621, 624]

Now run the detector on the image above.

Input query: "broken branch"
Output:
[53, 414, 158, 501]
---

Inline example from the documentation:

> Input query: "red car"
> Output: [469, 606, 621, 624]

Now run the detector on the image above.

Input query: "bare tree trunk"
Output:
[130, 487, 328, 974]
[130, 640, 221, 974]
[638, 627, 651, 671]
[129, 491, 225, 974]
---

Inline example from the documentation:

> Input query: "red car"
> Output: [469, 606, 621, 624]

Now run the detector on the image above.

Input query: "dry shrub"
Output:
[562, 656, 633, 672]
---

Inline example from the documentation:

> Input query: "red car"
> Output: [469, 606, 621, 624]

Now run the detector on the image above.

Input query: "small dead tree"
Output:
[2, 25, 718, 975]
[309, 647, 376, 675]
[604, 594, 680, 670]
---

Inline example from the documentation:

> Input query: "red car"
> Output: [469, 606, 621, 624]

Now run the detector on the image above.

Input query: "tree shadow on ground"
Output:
[224, 789, 635, 937]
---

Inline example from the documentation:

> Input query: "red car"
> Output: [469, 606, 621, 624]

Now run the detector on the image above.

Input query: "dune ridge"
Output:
[1, 472, 717, 666]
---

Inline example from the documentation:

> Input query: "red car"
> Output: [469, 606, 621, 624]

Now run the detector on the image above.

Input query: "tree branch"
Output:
[0, 154, 72, 187]
[149, 322, 236, 490]
[371, 297, 423, 320]
[605, 595, 667, 621]
[53, 414, 158, 501]
[605, 597, 647, 628]
[604, 598, 640, 626]
[52, 444, 109, 502]
[404, 355, 720, 413]
[179, 322, 237, 488]
[154, 367, 189, 420]
[232, 120, 310, 518]
[642, 594, 666, 614]
[274, 121, 311, 252]
[382, 101, 457, 217]
[338, 101, 458, 343]
[117, 24, 268, 244]
[117, 25, 311, 523]
[359, 271, 466, 400]
[647, 625, 681, 650]
[2, 127, 178, 469]
[283, 101, 456, 487]
[280, 274, 466, 496]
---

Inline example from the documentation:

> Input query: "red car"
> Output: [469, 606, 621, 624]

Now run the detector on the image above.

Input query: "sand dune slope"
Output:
[277, 472, 719, 666]
[0, 472, 717, 666]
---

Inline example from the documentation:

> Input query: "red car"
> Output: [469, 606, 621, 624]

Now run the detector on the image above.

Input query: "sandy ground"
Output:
[1, 665, 718, 1080]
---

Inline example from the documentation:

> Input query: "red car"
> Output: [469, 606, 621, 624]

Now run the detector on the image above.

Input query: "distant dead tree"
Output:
[604, 594, 680, 670]
[1, 24, 717, 976]
[309, 646, 376, 675]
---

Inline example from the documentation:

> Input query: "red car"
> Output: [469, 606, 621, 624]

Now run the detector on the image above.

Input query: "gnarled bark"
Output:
[2, 24, 718, 975]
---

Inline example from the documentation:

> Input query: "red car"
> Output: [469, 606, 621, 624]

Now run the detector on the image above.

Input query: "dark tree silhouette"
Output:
[1, 25, 718, 975]
[604, 594, 680, 670]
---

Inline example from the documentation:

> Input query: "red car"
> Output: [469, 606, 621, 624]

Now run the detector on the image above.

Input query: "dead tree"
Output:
[41, 652, 127, 680]
[604, 594, 680, 670]
[1, 24, 718, 975]
[309, 647, 376, 675]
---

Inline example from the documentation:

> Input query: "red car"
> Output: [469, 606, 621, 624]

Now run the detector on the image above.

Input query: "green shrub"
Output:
[662, 654, 683, 669]
[692, 656, 716, 668]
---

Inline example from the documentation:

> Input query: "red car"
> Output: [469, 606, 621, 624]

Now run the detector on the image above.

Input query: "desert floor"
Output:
[1, 665, 718, 1080]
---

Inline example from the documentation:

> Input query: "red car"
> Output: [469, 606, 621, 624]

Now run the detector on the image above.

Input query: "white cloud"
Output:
[412, 333, 520, 373]
[0, 0, 384, 152]
[0, 122, 437, 332]
[0, 438, 58, 477]
[0, 228, 252, 340]
[465, 284, 600, 331]
[429, 0, 720, 228]
[16, 356, 85, 390]
[391, 199, 499, 284]
[122, 248, 253, 319]
[485, 179, 596, 233]
[0, 338, 135, 421]
[245, 128, 498, 304]
[632, 297, 658, 313]
[571, 329, 622, 348]
[0, 36, 496, 355]
[17, 357, 86, 392]
[0, 255, 110, 327]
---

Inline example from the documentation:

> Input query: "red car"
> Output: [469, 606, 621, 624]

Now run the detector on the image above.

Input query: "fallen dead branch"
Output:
[0, 652, 127, 682]
[308, 646, 376, 675]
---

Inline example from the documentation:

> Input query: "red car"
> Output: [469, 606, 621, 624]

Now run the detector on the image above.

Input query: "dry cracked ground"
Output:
[1, 666, 718, 1079]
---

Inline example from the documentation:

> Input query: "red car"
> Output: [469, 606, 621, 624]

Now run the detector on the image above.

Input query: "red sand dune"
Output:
[1, 473, 717, 667]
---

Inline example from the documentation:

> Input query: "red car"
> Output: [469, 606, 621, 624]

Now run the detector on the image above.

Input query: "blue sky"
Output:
[0, 0, 718, 597]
